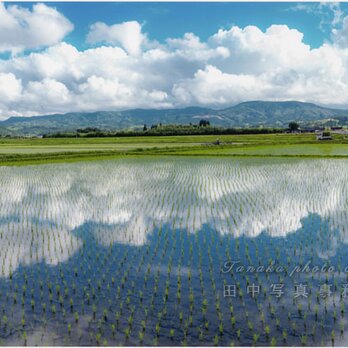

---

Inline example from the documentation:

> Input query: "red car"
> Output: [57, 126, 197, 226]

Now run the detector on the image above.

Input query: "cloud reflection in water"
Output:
[0, 157, 347, 277]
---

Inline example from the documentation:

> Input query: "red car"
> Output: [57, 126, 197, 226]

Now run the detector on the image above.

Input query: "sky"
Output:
[1, 2, 348, 119]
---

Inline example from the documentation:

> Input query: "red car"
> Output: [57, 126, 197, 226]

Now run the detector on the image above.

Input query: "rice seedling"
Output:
[124, 327, 131, 340]
[51, 305, 56, 315]
[103, 308, 108, 321]
[22, 331, 27, 346]
[138, 331, 144, 343]
[213, 334, 219, 346]
[300, 335, 307, 346]
[237, 329, 241, 340]
[95, 333, 102, 345]
[253, 333, 259, 345]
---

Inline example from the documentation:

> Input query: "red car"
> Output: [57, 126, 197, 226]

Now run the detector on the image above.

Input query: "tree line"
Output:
[44, 122, 285, 138]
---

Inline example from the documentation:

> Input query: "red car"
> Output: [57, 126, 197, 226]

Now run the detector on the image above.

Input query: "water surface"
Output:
[0, 157, 348, 346]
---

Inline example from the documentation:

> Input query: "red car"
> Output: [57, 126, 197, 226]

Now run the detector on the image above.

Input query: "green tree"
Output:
[199, 119, 210, 127]
[288, 122, 299, 131]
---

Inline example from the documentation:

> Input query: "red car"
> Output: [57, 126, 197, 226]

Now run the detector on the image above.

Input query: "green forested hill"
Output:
[1, 101, 347, 135]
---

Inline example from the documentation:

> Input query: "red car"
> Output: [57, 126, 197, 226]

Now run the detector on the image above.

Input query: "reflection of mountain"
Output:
[0, 158, 348, 276]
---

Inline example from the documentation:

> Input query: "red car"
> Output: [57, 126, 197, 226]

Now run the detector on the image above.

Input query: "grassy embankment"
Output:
[0, 133, 348, 165]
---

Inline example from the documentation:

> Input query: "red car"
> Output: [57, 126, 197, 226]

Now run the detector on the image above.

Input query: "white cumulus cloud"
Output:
[0, 73, 22, 101]
[3, 8, 348, 119]
[0, 3, 73, 55]
[87, 21, 146, 56]
[332, 15, 348, 47]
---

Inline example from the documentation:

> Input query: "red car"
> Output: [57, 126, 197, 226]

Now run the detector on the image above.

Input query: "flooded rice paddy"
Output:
[0, 157, 348, 346]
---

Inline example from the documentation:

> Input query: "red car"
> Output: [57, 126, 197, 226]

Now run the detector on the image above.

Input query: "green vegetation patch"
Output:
[0, 133, 347, 166]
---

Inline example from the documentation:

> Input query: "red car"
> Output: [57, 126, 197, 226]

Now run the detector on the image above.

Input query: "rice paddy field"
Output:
[1, 156, 348, 346]
[0, 133, 348, 165]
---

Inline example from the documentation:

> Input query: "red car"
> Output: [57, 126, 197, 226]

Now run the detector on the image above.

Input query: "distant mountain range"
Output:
[1, 101, 348, 136]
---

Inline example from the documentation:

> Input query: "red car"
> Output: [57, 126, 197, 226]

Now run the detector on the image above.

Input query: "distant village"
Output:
[287, 123, 348, 140]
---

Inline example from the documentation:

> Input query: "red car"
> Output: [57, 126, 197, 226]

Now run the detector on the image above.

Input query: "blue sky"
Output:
[1, 2, 348, 118]
[46, 2, 329, 47]
[10, 2, 346, 49]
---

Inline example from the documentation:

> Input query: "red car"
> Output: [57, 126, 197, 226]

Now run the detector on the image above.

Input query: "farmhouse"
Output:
[316, 131, 332, 140]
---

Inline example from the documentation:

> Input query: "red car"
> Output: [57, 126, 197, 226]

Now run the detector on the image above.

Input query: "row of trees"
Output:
[143, 120, 210, 132]
[44, 126, 284, 138]
[43, 120, 303, 138]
